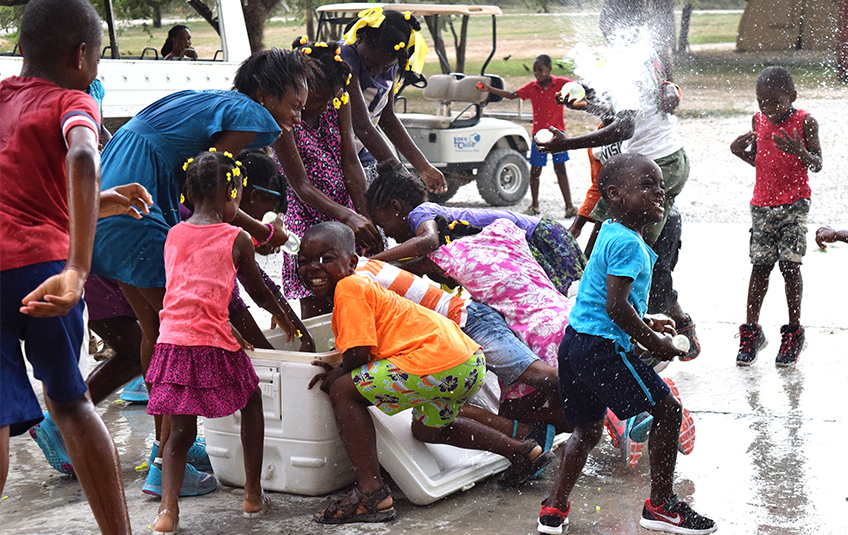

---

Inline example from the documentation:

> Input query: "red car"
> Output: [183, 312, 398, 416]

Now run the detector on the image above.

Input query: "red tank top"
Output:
[158, 222, 241, 351]
[752, 109, 810, 207]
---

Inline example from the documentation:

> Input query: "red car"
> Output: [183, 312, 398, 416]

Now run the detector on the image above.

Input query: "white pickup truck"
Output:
[0, 0, 250, 128]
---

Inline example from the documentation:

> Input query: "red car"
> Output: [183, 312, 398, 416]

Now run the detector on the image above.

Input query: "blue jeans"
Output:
[462, 301, 539, 385]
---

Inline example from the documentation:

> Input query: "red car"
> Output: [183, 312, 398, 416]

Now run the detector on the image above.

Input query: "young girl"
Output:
[161, 24, 197, 60]
[367, 162, 586, 296]
[340, 7, 447, 193]
[274, 39, 383, 318]
[147, 151, 300, 534]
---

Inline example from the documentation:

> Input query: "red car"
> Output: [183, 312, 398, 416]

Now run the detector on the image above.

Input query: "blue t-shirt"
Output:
[568, 221, 657, 351]
[407, 202, 540, 237]
[340, 43, 398, 166]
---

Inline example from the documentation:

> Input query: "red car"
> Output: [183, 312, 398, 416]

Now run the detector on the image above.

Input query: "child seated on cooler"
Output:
[303, 222, 554, 525]
[536, 153, 716, 535]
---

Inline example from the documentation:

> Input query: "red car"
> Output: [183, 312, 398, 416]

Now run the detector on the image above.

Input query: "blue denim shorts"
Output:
[462, 301, 539, 385]
[530, 142, 569, 167]
[1, 261, 88, 436]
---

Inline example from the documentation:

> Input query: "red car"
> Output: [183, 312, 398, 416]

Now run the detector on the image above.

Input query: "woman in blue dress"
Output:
[91, 48, 314, 496]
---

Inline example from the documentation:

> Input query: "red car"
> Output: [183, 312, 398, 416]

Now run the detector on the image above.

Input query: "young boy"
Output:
[302, 222, 554, 524]
[536, 154, 716, 535]
[478, 54, 576, 217]
[730, 66, 822, 367]
[0, 0, 149, 532]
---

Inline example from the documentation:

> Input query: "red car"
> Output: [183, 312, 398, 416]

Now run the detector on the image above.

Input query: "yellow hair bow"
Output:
[406, 29, 429, 74]
[223, 151, 233, 159]
[230, 188, 238, 199]
[394, 42, 405, 51]
[208, 147, 216, 152]
[299, 35, 308, 45]
[404, 11, 411, 20]
[303, 47, 312, 55]
[343, 7, 385, 45]
[182, 157, 194, 171]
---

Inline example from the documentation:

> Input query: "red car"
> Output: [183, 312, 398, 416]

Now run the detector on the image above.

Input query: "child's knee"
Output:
[778, 260, 801, 278]
[410, 419, 443, 443]
[575, 420, 605, 447]
[653, 394, 682, 426]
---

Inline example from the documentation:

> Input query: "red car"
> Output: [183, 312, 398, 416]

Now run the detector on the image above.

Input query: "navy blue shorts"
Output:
[557, 325, 670, 425]
[1, 261, 88, 436]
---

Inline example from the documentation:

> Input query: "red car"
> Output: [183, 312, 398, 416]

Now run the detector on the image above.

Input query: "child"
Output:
[0, 0, 150, 531]
[146, 151, 301, 534]
[536, 154, 715, 535]
[304, 222, 554, 524]
[161, 24, 197, 60]
[478, 54, 576, 217]
[730, 66, 822, 367]
[367, 161, 585, 296]
[275, 38, 383, 319]
[340, 7, 447, 193]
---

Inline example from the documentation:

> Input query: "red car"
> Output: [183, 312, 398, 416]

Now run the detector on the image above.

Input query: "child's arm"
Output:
[369, 219, 440, 263]
[730, 115, 757, 166]
[606, 275, 684, 361]
[308, 346, 371, 393]
[537, 110, 636, 154]
[20, 126, 99, 318]
[272, 129, 382, 254]
[815, 226, 848, 249]
[233, 230, 316, 351]
[339, 101, 384, 253]
[773, 114, 822, 173]
[476, 82, 519, 100]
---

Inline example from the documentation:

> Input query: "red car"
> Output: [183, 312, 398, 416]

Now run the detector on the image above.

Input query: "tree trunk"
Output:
[152, 2, 162, 29]
[242, 0, 282, 52]
[425, 15, 451, 74]
[454, 15, 469, 74]
[188, 0, 220, 36]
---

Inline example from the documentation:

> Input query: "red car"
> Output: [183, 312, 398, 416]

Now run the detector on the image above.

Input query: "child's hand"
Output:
[536, 128, 569, 153]
[645, 314, 676, 336]
[476, 82, 490, 92]
[652, 333, 686, 361]
[308, 361, 346, 393]
[730, 131, 755, 154]
[19, 267, 85, 317]
[231, 323, 255, 351]
[816, 225, 838, 249]
[772, 128, 805, 158]
[99, 184, 153, 219]
[344, 212, 383, 254]
[270, 314, 299, 343]
[419, 165, 448, 194]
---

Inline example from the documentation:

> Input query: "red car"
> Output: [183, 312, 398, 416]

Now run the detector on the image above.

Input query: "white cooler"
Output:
[205, 313, 566, 503]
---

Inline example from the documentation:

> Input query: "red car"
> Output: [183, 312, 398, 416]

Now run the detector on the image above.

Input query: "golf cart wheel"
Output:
[476, 149, 529, 206]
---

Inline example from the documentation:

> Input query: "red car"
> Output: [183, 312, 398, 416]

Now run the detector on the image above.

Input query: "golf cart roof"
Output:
[316, 4, 502, 17]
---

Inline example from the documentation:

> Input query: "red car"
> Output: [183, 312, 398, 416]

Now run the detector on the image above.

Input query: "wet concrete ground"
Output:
[3, 221, 847, 535]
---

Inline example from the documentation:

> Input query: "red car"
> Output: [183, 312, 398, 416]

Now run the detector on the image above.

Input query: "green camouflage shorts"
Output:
[749, 198, 810, 265]
[352, 351, 485, 428]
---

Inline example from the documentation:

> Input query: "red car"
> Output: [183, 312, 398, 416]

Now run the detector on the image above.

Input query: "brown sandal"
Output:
[313, 485, 395, 524]
[498, 439, 555, 487]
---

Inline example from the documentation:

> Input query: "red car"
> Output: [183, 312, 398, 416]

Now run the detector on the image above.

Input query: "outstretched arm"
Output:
[476, 82, 519, 100]
[536, 110, 636, 154]
[233, 231, 315, 351]
[369, 219, 440, 263]
[378, 100, 447, 193]
[815, 226, 848, 249]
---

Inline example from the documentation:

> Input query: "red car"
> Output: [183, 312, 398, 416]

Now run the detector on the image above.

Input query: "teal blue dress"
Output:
[92, 90, 281, 288]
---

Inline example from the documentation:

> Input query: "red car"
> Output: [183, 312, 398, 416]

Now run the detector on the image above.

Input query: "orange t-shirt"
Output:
[332, 275, 480, 375]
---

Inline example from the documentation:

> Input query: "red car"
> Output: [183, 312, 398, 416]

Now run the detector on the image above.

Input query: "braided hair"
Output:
[237, 149, 288, 213]
[365, 160, 427, 214]
[184, 150, 244, 205]
[434, 215, 482, 246]
[291, 38, 351, 92]
[345, 9, 422, 69]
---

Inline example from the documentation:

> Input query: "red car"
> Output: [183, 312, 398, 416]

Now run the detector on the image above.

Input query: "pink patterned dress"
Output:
[275, 106, 360, 299]
[429, 219, 575, 399]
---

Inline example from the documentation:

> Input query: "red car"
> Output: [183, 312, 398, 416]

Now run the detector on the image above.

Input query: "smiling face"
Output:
[260, 79, 308, 132]
[756, 83, 796, 125]
[533, 60, 552, 84]
[607, 158, 665, 232]
[303, 79, 341, 118]
[297, 235, 357, 300]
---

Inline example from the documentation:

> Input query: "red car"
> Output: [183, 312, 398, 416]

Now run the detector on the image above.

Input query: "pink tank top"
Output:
[752, 109, 810, 207]
[158, 222, 241, 351]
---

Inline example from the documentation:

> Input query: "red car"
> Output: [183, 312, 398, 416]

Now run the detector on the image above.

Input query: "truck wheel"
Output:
[476, 149, 529, 206]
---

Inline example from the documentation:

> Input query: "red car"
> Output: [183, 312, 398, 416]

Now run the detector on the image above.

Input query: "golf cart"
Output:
[316, 3, 531, 206]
